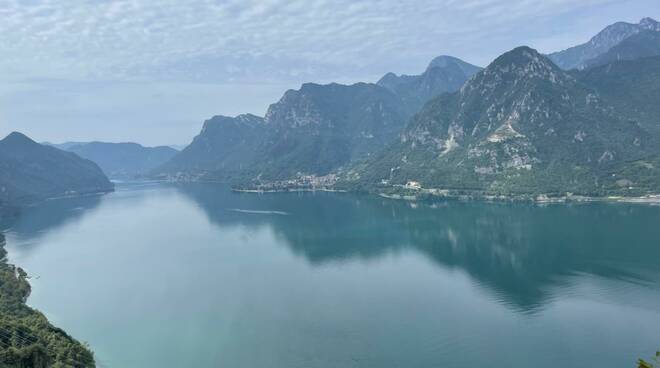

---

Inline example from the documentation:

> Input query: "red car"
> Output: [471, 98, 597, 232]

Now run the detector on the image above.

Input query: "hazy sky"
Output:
[1, 0, 659, 146]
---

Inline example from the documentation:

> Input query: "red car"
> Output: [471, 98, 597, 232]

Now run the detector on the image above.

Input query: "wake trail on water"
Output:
[229, 209, 289, 215]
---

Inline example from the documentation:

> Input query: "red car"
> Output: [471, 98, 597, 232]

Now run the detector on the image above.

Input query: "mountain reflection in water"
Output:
[176, 183, 660, 313]
[3, 182, 659, 368]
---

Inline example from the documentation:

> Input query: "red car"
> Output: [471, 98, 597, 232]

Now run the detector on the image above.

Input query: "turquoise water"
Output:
[4, 182, 660, 367]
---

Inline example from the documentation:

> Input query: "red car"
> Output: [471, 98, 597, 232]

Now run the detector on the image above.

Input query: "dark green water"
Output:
[4, 182, 660, 367]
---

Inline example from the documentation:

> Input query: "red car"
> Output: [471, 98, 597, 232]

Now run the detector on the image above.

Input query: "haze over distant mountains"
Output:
[155, 57, 479, 183]
[149, 17, 660, 198]
[157, 82, 411, 182]
[48, 142, 178, 179]
[580, 30, 660, 68]
[377, 56, 481, 113]
[7, 17, 658, 200]
[548, 17, 660, 70]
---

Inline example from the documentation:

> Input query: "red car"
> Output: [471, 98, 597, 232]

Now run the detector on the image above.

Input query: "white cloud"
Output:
[1, 0, 654, 84]
[0, 0, 658, 145]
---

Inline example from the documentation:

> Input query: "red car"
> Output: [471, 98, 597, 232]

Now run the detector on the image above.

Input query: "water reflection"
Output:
[5, 182, 660, 315]
[176, 183, 660, 312]
[3, 194, 102, 247]
[177, 184, 407, 263]
[3, 182, 659, 367]
[3, 182, 171, 245]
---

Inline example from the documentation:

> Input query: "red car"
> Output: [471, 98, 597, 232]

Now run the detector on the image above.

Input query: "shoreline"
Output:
[233, 184, 660, 204]
[152, 178, 660, 204]
[232, 187, 347, 194]
[0, 232, 96, 366]
[377, 191, 660, 204]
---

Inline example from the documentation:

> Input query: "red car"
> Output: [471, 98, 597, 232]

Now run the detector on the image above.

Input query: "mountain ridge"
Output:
[581, 30, 660, 68]
[376, 55, 481, 112]
[156, 54, 482, 183]
[157, 82, 410, 183]
[548, 17, 660, 70]
[58, 141, 179, 179]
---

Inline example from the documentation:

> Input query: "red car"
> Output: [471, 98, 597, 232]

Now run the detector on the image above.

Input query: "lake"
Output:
[3, 182, 660, 367]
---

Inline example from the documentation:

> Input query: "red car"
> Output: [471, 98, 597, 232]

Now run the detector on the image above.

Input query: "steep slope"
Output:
[156, 54, 482, 185]
[156, 83, 409, 183]
[347, 47, 657, 197]
[0, 132, 113, 209]
[548, 17, 660, 70]
[252, 82, 409, 181]
[62, 142, 178, 178]
[377, 55, 481, 112]
[155, 114, 265, 180]
[577, 55, 660, 135]
[582, 30, 660, 68]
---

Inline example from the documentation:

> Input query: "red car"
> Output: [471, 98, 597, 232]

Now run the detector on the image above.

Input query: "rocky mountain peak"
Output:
[463, 47, 568, 97]
[375, 55, 481, 114]
[426, 55, 481, 76]
[639, 17, 660, 31]
[427, 55, 459, 69]
[202, 114, 263, 131]
[490, 46, 556, 71]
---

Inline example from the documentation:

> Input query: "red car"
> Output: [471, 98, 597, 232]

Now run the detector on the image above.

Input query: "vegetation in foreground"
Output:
[640, 351, 660, 368]
[0, 233, 95, 368]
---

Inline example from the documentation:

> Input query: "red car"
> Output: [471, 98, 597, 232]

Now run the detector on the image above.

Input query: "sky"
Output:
[0, 0, 659, 146]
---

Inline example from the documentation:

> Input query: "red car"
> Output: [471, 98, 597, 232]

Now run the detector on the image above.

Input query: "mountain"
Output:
[582, 30, 660, 68]
[0, 132, 113, 210]
[155, 114, 265, 180]
[61, 141, 178, 178]
[377, 55, 481, 112]
[156, 54, 480, 185]
[577, 55, 660, 135]
[548, 17, 660, 70]
[254, 82, 409, 181]
[344, 47, 659, 197]
[156, 82, 410, 183]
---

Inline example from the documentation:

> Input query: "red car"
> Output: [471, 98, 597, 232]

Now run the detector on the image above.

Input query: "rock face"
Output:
[377, 55, 481, 112]
[61, 142, 178, 178]
[155, 114, 266, 180]
[0, 132, 113, 209]
[156, 83, 410, 182]
[156, 55, 479, 184]
[548, 17, 660, 70]
[349, 47, 656, 196]
[256, 82, 409, 180]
